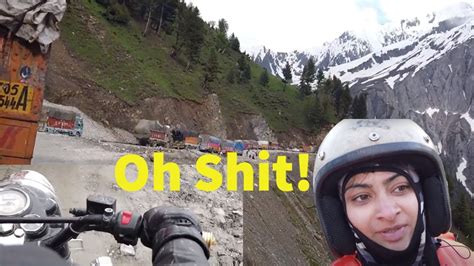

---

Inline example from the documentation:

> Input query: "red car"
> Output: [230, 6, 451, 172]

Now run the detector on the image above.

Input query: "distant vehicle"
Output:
[134, 119, 169, 146]
[199, 134, 221, 153]
[269, 141, 279, 150]
[40, 108, 83, 137]
[243, 140, 259, 150]
[257, 140, 269, 150]
[172, 129, 199, 149]
[184, 135, 200, 148]
[221, 140, 235, 154]
[208, 136, 222, 153]
[233, 140, 245, 155]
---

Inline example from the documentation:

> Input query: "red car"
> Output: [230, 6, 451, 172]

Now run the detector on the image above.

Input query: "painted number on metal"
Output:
[0, 81, 33, 114]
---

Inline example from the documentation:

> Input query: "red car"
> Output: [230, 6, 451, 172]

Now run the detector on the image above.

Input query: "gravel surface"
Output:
[1, 106, 243, 265]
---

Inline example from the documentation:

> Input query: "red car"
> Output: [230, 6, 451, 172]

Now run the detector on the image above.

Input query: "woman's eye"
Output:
[352, 194, 370, 202]
[394, 185, 411, 193]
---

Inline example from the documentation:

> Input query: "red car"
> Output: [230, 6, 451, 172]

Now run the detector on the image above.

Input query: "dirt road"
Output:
[0, 132, 243, 266]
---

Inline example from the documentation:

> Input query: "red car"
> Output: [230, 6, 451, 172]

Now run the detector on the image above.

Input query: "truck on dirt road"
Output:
[199, 134, 221, 153]
[40, 108, 83, 137]
[134, 119, 170, 146]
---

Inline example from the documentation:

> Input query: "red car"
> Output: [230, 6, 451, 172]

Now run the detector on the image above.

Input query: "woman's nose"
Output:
[375, 196, 401, 221]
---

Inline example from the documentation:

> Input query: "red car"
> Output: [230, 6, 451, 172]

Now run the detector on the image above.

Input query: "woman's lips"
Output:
[377, 225, 407, 242]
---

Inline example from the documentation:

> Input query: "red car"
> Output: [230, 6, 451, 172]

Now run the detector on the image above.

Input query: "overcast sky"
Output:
[186, 0, 473, 52]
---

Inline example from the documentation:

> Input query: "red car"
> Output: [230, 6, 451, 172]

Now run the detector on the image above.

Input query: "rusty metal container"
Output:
[0, 27, 49, 164]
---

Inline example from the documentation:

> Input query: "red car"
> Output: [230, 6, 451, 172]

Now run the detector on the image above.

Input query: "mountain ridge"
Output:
[248, 2, 474, 85]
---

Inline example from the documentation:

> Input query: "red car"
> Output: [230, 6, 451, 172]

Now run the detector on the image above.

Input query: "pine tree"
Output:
[218, 18, 228, 35]
[333, 76, 343, 116]
[454, 194, 472, 232]
[154, 0, 179, 35]
[229, 33, 240, 51]
[304, 58, 316, 84]
[215, 18, 229, 53]
[316, 69, 325, 86]
[299, 58, 316, 96]
[320, 92, 337, 124]
[238, 54, 246, 72]
[352, 94, 367, 118]
[282, 61, 292, 84]
[202, 48, 219, 89]
[243, 63, 251, 81]
[339, 85, 352, 119]
[173, 3, 205, 68]
[351, 95, 359, 118]
[259, 69, 269, 87]
[299, 82, 312, 96]
[238, 55, 251, 83]
[305, 96, 323, 131]
[185, 6, 204, 65]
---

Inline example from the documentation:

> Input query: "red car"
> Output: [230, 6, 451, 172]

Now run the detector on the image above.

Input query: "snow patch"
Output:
[426, 107, 440, 118]
[456, 158, 474, 198]
[461, 111, 474, 132]
[436, 142, 443, 154]
[413, 107, 440, 118]
[385, 74, 400, 89]
[399, 72, 410, 82]
[448, 64, 452, 72]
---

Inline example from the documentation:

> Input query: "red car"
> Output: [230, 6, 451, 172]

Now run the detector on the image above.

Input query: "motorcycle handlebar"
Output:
[0, 210, 143, 249]
[0, 210, 215, 250]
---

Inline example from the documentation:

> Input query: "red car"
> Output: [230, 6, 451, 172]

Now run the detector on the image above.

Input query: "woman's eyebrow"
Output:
[345, 173, 404, 192]
[345, 183, 371, 192]
[383, 173, 403, 185]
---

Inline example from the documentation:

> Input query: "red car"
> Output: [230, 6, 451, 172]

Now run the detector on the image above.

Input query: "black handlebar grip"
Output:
[112, 211, 142, 246]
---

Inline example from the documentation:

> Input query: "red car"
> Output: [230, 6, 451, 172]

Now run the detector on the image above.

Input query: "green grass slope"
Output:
[60, 1, 308, 133]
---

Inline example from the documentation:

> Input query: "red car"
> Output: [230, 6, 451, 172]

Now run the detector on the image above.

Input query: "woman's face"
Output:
[344, 171, 418, 251]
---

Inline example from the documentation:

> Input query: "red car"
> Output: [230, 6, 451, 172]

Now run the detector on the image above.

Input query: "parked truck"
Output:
[242, 140, 259, 150]
[170, 129, 199, 149]
[221, 140, 235, 154]
[40, 108, 83, 137]
[182, 130, 200, 149]
[269, 141, 280, 150]
[233, 140, 245, 155]
[257, 140, 269, 150]
[199, 134, 221, 153]
[134, 119, 169, 146]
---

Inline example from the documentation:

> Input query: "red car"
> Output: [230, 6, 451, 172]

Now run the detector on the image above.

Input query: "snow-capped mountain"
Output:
[330, 17, 473, 86]
[249, 2, 474, 197]
[343, 18, 474, 197]
[248, 2, 474, 85]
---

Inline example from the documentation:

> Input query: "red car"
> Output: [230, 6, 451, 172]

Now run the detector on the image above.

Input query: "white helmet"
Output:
[312, 119, 451, 258]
